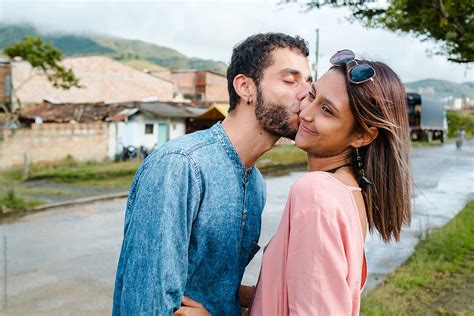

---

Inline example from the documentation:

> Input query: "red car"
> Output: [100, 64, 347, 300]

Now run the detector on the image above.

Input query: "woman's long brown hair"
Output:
[334, 61, 412, 242]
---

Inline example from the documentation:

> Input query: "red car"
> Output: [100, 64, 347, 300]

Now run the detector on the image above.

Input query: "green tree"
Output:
[294, 0, 473, 63]
[2, 36, 81, 121]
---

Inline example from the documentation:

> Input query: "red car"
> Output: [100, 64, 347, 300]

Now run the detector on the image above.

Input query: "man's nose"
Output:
[296, 85, 310, 101]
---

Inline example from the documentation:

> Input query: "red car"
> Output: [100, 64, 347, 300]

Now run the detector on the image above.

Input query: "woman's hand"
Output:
[173, 296, 211, 316]
[239, 284, 256, 308]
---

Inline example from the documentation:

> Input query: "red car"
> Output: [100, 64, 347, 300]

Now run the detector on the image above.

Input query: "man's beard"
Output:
[254, 88, 298, 140]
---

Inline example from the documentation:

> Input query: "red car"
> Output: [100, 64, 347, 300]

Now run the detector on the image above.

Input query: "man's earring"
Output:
[246, 99, 251, 105]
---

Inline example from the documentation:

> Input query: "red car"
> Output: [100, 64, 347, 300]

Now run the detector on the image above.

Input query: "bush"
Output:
[447, 111, 474, 138]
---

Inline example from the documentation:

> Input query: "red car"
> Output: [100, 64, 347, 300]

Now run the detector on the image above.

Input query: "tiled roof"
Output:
[20, 102, 125, 123]
[19, 100, 201, 123]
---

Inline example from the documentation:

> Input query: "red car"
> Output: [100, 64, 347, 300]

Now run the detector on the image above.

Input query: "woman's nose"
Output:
[299, 100, 313, 122]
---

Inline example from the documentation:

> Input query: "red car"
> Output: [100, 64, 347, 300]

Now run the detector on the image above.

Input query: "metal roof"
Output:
[139, 102, 198, 118]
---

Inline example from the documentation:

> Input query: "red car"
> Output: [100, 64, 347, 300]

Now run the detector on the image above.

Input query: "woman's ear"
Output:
[351, 127, 378, 148]
[233, 74, 255, 103]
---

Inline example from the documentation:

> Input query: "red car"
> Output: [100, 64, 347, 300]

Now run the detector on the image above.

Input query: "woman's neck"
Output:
[307, 148, 353, 172]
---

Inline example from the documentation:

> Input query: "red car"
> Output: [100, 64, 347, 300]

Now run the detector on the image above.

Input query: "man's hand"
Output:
[173, 296, 211, 316]
[239, 284, 256, 308]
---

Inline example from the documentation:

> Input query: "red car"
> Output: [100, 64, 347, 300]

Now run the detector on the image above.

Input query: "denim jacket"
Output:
[113, 123, 266, 316]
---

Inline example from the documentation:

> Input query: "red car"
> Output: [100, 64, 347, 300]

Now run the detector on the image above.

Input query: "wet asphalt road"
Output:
[1, 140, 473, 314]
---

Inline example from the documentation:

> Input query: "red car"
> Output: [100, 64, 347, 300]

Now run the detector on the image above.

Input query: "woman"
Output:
[248, 50, 412, 315]
[177, 50, 412, 315]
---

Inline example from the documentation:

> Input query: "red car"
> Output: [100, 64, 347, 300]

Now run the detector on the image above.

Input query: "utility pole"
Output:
[313, 28, 319, 81]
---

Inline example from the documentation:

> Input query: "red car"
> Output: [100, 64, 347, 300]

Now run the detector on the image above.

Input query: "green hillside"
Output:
[0, 23, 227, 74]
[462, 82, 474, 90]
[405, 79, 474, 99]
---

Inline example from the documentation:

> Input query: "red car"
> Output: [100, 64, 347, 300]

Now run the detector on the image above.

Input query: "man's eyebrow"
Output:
[279, 68, 313, 82]
[278, 68, 300, 75]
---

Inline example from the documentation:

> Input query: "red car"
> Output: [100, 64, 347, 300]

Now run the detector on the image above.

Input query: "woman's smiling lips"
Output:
[299, 122, 317, 134]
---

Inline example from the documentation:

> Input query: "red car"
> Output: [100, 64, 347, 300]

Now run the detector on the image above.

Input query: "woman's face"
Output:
[295, 69, 360, 157]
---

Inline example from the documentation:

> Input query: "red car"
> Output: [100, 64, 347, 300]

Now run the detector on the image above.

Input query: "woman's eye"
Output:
[322, 106, 333, 115]
[284, 80, 295, 84]
[308, 91, 315, 100]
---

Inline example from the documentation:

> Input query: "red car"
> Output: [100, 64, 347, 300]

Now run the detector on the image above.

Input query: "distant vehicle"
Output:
[456, 127, 466, 149]
[406, 93, 447, 142]
[120, 145, 138, 161]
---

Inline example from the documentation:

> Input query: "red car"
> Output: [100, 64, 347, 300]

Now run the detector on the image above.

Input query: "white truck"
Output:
[406, 93, 448, 142]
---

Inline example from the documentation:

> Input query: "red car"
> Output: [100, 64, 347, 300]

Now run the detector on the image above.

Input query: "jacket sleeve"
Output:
[113, 152, 202, 315]
[286, 206, 352, 315]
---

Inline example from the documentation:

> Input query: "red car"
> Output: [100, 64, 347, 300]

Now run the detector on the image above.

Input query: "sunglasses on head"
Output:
[330, 49, 376, 84]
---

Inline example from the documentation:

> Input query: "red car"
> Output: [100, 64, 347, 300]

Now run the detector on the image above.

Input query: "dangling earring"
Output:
[355, 147, 373, 190]
[246, 99, 251, 105]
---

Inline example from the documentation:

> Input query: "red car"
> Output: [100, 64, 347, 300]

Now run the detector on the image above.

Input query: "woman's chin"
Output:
[294, 135, 307, 151]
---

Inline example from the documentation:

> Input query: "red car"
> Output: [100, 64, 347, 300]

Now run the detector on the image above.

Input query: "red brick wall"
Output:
[0, 63, 12, 105]
[170, 72, 196, 95]
[171, 71, 228, 102]
[0, 123, 109, 169]
[203, 72, 228, 103]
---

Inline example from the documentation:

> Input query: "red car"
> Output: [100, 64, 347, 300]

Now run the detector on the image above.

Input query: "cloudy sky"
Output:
[1, 0, 472, 83]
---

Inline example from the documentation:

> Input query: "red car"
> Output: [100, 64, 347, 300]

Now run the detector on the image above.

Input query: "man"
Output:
[112, 33, 312, 315]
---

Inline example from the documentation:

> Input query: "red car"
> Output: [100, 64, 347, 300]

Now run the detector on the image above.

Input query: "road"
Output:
[1, 140, 473, 314]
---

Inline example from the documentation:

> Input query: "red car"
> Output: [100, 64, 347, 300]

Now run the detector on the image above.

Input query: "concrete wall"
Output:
[169, 119, 186, 140]
[108, 115, 186, 159]
[0, 123, 109, 169]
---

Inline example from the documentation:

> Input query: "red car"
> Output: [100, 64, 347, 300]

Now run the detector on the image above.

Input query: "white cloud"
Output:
[1, 0, 472, 83]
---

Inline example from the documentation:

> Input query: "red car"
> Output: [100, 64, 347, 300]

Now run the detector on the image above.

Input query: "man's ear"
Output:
[233, 74, 255, 103]
[351, 127, 378, 148]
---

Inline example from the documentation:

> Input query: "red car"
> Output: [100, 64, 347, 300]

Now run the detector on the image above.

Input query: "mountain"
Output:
[0, 23, 227, 74]
[462, 82, 474, 90]
[405, 79, 474, 99]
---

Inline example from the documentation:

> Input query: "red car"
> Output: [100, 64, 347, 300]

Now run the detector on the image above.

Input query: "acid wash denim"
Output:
[112, 123, 266, 316]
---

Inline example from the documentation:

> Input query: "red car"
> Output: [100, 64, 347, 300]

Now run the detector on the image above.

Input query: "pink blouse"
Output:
[250, 172, 367, 316]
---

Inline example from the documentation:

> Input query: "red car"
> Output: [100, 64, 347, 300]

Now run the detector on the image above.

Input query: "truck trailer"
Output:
[406, 93, 447, 142]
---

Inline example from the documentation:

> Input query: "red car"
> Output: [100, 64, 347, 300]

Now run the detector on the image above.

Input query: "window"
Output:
[145, 124, 154, 134]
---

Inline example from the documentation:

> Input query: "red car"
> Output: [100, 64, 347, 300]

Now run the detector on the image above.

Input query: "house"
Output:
[15, 101, 201, 164]
[10, 55, 175, 111]
[187, 103, 229, 133]
[152, 69, 228, 103]
[107, 101, 203, 159]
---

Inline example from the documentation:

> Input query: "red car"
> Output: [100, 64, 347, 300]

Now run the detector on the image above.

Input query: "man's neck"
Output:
[307, 148, 353, 172]
[221, 112, 279, 169]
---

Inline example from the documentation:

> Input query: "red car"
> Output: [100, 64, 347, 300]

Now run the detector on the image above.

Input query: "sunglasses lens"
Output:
[350, 64, 375, 83]
[330, 49, 355, 65]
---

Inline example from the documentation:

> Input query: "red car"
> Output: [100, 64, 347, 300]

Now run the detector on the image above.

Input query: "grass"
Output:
[14, 187, 76, 196]
[0, 146, 307, 190]
[410, 140, 444, 148]
[0, 146, 307, 213]
[257, 145, 307, 175]
[361, 200, 474, 315]
[23, 156, 140, 188]
[0, 189, 43, 213]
